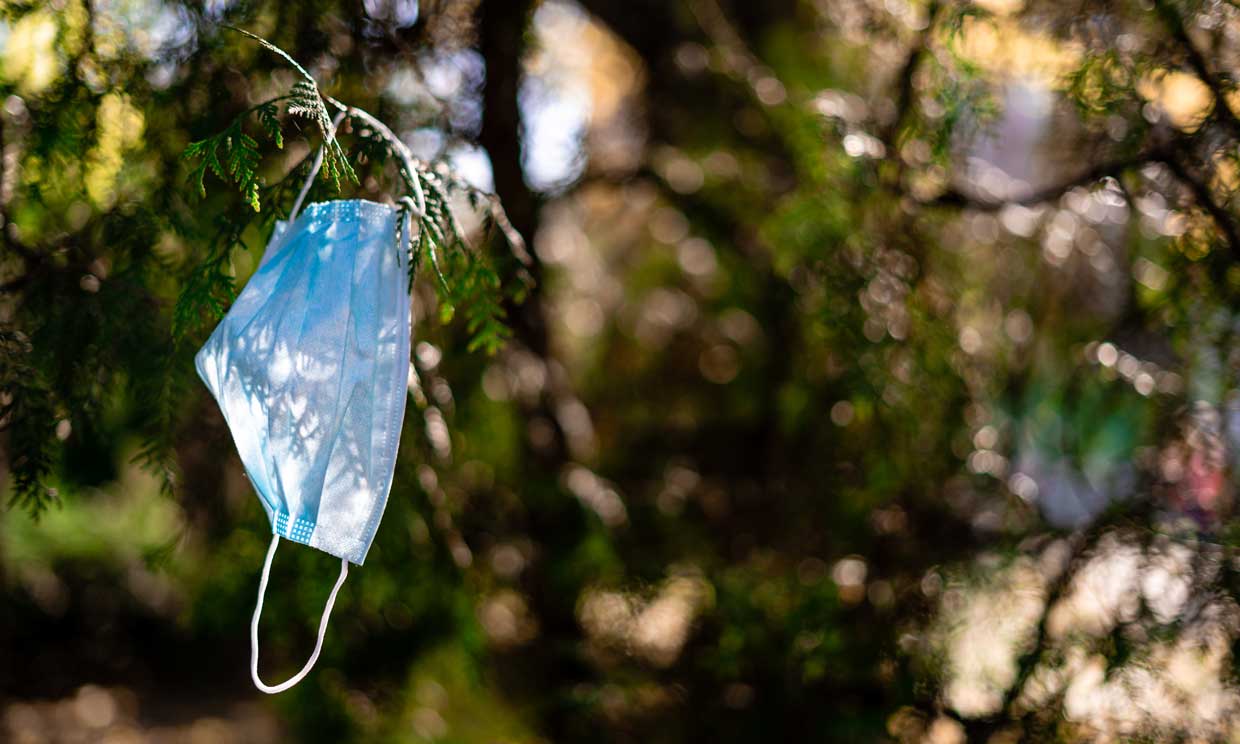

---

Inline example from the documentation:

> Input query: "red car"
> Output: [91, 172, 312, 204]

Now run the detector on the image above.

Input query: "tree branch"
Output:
[880, 0, 941, 153]
[919, 151, 1156, 212]
[960, 503, 1155, 739]
[916, 141, 1240, 261]
[1159, 149, 1240, 259]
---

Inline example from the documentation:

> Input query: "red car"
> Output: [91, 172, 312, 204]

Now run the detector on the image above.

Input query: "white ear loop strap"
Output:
[333, 101, 425, 218]
[250, 534, 349, 694]
[288, 109, 350, 224]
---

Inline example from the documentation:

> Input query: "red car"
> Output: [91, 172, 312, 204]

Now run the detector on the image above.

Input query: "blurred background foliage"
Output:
[6, 0, 1240, 741]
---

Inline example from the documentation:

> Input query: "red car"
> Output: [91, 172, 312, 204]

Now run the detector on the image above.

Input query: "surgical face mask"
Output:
[195, 131, 416, 694]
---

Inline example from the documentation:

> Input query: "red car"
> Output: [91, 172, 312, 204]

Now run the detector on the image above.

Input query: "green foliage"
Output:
[0, 327, 58, 517]
[1064, 50, 1137, 117]
[442, 245, 511, 355]
[183, 28, 356, 210]
[929, 31, 1000, 160]
[286, 79, 355, 190]
[183, 111, 275, 211]
[172, 238, 236, 342]
[256, 101, 284, 149]
[229, 26, 357, 189]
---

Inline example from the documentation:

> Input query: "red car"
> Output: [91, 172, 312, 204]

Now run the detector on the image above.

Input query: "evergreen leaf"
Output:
[257, 102, 284, 148]
[0, 326, 59, 517]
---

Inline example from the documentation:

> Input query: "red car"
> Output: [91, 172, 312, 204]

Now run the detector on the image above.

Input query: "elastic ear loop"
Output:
[288, 109, 350, 224]
[250, 534, 349, 694]
[398, 196, 422, 275]
[399, 195, 424, 242]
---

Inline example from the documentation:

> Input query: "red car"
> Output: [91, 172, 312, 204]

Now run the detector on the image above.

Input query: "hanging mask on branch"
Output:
[195, 111, 421, 694]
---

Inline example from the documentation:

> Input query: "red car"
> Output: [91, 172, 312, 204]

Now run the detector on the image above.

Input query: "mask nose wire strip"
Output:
[288, 109, 350, 224]
[250, 534, 350, 694]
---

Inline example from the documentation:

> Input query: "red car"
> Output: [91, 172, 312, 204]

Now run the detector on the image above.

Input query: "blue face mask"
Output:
[195, 131, 417, 693]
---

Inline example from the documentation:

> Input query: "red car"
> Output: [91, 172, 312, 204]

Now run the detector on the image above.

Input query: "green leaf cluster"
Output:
[183, 122, 266, 211]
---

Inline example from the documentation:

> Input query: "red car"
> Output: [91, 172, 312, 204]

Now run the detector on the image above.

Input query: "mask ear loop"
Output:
[250, 534, 350, 694]
[396, 185, 425, 275]
[329, 100, 425, 219]
[288, 109, 350, 224]
[399, 194, 424, 247]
